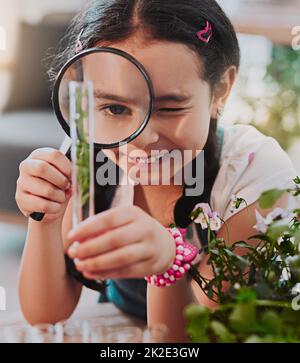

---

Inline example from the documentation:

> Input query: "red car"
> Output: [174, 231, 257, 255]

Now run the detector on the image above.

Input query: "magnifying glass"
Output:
[30, 47, 155, 222]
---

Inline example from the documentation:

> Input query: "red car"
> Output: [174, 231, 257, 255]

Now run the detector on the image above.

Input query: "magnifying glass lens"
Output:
[57, 51, 151, 146]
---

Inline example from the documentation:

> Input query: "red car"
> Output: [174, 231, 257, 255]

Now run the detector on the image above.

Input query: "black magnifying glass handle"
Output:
[29, 137, 72, 222]
[30, 212, 45, 221]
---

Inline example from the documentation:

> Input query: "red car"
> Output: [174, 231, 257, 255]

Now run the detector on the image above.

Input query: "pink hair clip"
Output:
[196, 19, 213, 44]
[75, 28, 84, 54]
[75, 39, 83, 54]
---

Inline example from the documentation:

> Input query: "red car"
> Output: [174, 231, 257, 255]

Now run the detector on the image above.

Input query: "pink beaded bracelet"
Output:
[144, 226, 198, 287]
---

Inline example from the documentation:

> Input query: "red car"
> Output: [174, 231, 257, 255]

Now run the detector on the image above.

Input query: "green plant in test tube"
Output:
[69, 81, 95, 226]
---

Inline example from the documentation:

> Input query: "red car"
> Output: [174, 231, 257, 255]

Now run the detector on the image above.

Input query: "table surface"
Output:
[0, 302, 147, 329]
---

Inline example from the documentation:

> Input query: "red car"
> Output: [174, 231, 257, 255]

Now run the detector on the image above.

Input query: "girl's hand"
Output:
[16, 148, 72, 222]
[66, 206, 177, 280]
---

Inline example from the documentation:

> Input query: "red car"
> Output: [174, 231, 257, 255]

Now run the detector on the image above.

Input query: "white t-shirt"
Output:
[211, 123, 298, 221]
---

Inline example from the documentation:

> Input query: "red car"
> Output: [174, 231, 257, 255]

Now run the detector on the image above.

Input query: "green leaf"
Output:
[236, 287, 257, 303]
[224, 249, 250, 268]
[278, 239, 295, 254]
[184, 305, 210, 343]
[244, 334, 265, 343]
[260, 310, 282, 335]
[254, 282, 274, 300]
[267, 222, 289, 240]
[292, 208, 300, 216]
[210, 321, 235, 343]
[184, 304, 210, 319]
[236, 256, 251, 270]
[207, 288, 214, 300]
[258, 189, 285, 209]
[293, 229, 300, 245]
[229, 302, 256, 334]
[293, 176, 300, 185]
[232, 241, 256, 250]
[224, 248, 235, 257]
[248, 234, 272, 243]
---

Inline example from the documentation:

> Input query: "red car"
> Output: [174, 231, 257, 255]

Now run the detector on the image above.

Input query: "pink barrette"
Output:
[75, 40, 83, 54]
[75, 28, 84, 54]
[196, 20, 213, 44]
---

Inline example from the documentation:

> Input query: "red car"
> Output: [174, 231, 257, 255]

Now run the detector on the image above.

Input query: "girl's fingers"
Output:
[68, 222, 141, 259]
[67, 205, 140, 243]
[19, 176, 67, 204]
[82, 259, 152, 280]
[30, 148, 72, 180]
[21, 159, 70, 190]
[18, 193, 62, 215]
[75, 242, 151, 273]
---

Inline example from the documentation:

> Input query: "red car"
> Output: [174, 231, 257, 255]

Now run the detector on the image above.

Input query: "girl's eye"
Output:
[159, 108, 186, 113]
[100, 104, 131, 116]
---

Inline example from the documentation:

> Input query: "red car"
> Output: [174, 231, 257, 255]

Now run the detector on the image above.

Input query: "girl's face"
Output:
[95, 34, 215, 184]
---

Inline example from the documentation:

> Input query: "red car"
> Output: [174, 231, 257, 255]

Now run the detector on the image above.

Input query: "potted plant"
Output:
[183, 177, 300, 343]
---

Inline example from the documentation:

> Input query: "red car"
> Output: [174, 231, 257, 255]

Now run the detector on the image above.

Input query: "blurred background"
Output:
[0, 0, 299, 318]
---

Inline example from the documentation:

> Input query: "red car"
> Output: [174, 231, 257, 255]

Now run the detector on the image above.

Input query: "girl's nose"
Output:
[133, 124, 160, 149]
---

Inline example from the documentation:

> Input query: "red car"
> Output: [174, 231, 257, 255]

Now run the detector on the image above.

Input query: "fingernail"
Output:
[65, 182, 71, 190]
[74, 258, 81, 266]
[68, 241, 80, 257]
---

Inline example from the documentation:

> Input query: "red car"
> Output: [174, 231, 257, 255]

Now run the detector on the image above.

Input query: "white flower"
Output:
[193, 212, 210, 229]
[192, 203, 222, 231]
[209, 212, 222, 231]
[280, 267, 291, 281]
[192, 203, 212, 216]
[256, 245, 267, 254]
[234, 283, 241, 290]
[285, 255, 299, 266]
[292, 283, 300, 296]
[253, 207, 293, 234]
[253, 210, 268, 234]
[266, 207, 290, 222]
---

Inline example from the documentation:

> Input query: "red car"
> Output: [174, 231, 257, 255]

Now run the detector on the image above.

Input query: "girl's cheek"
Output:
[176, 114, 209, 150]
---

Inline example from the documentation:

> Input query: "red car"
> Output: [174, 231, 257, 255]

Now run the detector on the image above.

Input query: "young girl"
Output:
[16, 0, 297, 342]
